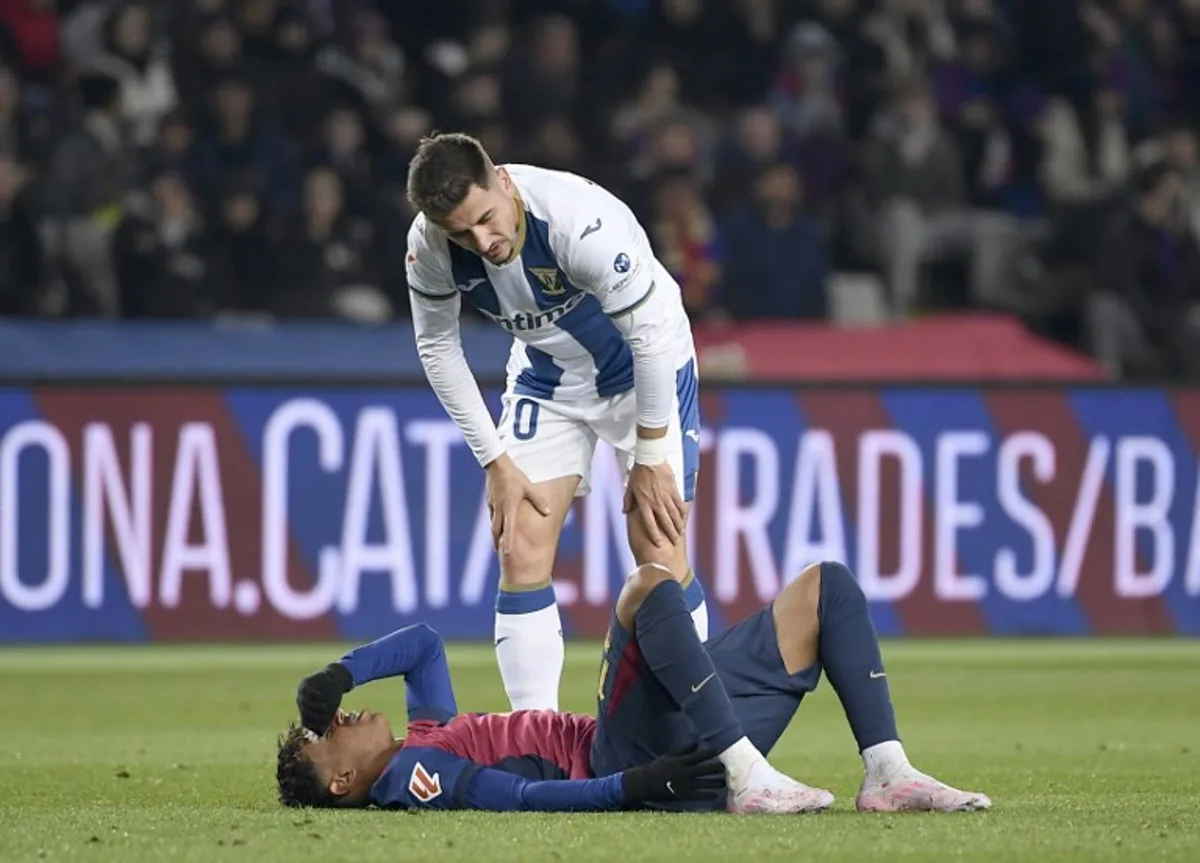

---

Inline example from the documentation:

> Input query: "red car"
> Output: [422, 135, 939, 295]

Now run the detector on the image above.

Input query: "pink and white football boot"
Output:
[726, 759, 836, 815]
[856, 770, 992, 813]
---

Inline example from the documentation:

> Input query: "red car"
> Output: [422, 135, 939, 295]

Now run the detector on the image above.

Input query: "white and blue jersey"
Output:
[406, 164, 695, 469]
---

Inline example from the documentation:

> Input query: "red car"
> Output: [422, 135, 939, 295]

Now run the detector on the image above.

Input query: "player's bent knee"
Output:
[615, 563, 674, 629]
[818, 561, 864, 606]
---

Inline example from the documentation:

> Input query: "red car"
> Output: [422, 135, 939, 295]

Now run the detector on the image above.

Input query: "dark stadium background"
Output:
[0, 0, 1197, 379]
[1, 4, 1198, 860]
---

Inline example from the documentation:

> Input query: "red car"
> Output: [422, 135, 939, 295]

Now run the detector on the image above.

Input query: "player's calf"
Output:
[492, 474, 578, 712]
[625, 508, 709, 640]
[775, 561, 991, 813]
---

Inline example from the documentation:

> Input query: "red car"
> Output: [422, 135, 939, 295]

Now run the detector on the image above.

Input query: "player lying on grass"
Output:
[276, 561, 991, 814]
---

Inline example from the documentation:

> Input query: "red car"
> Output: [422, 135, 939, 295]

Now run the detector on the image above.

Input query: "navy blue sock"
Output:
[633, 580, 744, 753]
[817, 562, 900, 751]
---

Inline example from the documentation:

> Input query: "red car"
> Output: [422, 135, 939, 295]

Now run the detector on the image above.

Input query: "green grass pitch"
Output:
[2, 638, 1198, 862]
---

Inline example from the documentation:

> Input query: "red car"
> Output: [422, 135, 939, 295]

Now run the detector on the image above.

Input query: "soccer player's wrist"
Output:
[479, 444, 508, 470]
[326, 661, 354, 692]
[634, 434, 672, 467]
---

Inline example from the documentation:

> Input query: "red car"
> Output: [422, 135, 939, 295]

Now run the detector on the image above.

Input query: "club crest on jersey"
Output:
[529, 267, 565, 296]
[613, 253, 631, 273]
[408, 762, 443, 803]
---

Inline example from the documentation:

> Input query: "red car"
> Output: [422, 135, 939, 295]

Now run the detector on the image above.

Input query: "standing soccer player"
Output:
[404, 133, 708, 711]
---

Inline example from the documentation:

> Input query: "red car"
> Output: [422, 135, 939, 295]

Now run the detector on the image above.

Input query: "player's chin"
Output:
[375, 713, 394, 737]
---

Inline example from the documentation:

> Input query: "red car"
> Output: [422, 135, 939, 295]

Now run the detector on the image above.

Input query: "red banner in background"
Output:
[693, 314, 1106, 382]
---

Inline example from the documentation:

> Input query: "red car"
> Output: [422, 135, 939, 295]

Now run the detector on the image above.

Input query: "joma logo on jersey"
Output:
[482, 292, 584, 332]
[529, 267, 565, 296]
[408, 762, 443, 802]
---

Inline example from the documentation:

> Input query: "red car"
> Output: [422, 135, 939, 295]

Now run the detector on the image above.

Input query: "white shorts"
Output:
[497, 357, 701, 501]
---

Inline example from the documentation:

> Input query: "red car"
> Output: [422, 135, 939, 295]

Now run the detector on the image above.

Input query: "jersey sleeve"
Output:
[338, 623, 457, 723]
[556, 188, 678, 431]
[406, 218, 506, 468]
[370, 746, 484, 810]
[555, 185, 657, 317]
[371, 747, 627, 812]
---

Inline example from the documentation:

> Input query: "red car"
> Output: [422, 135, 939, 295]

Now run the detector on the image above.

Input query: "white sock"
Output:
[862, 740, 911, 783]
[718, 736, 766, 787]
[494, 598, 564, 711]
[690, 599, 709, 641]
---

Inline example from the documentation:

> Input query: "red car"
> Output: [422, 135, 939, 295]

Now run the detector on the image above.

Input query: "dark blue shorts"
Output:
[588, 603, 821, 807]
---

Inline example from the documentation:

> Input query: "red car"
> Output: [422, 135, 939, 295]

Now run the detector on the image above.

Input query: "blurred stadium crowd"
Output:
[2, 0, 1200, 378]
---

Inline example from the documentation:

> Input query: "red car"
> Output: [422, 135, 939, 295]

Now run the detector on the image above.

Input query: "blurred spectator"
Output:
[611, 61, 685, 161]
[509, 14, 580, 118]
[1135, 121, 1200, 247]
[187, 72, 296, 211]
[650, 169, 722, 320]
[143, 108, 194, 178]
[310, 104, 375, 218]
[1086, 160, 1200, 379]
[315, 7, 404, 124]
[0, 61, 54, 167]
[712, 105, 787, 213]
[862, 76, 1018, 315]
[113, 167, 215, 317]
[0, 154, 43, 313]
[173, 14, 243, 110]
[63, 0, 178, 146]
[1036, 80, 1132, 209]
[0, 0, 59, 86]
[0, 0, 1194, 379]
[521, 117, 584, 173]
[276, 165, 390, 322]
[205, 175, 279, 316]
[772, 22, 843, 142]
[720, 162, 828, 321]
[43, 72, 133, 316]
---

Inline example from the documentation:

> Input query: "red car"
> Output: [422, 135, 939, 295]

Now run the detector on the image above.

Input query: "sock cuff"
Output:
[682, 571, 706, 612]
[496, 582, 557, 615]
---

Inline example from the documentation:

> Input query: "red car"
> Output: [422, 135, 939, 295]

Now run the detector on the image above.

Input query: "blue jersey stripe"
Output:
[675, 358, 700, 502]
[555, 295, 634, 397]
[513, 345, 564, 398]
[523, 209, 633, 398]
[524, 211, 581, 310]
[448, 243, 501, 317]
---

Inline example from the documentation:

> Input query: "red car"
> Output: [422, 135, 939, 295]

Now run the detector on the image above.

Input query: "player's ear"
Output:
[494, 166, 511, 191]
[329, 768, 357, 798]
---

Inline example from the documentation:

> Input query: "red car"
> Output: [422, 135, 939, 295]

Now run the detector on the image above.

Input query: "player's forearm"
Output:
[463, 769, 628, 812]
[338, 623, 446, 689]
[619, 282, 679, 437]
[415, 331, 506, 468]
[629, 337, 677, 453]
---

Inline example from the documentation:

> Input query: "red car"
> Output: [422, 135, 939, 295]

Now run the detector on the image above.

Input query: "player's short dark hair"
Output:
[276, 723, 339, 808]
[405, 132, 493, 219]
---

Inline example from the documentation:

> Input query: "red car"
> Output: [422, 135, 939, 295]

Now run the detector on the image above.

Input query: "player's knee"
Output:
[778, 561, 865, 626]
[815, 560, 866, 615]
[615, 563, 674, 629]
